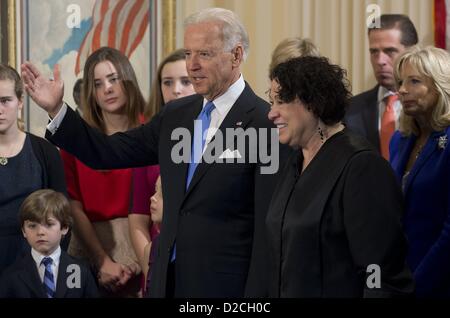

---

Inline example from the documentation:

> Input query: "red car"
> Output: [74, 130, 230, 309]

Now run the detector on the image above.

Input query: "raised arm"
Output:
[21, 62, 64, 118]
[23, 61, 160, 170]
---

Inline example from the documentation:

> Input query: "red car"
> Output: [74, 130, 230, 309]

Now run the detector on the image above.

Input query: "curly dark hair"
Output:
[270, 56, 352, 125]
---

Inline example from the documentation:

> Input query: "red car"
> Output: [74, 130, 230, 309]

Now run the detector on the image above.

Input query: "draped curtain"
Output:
[173, 0, 433, 98]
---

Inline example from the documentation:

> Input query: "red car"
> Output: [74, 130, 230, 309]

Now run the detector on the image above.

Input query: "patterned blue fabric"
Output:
[42, 257, 55, 298]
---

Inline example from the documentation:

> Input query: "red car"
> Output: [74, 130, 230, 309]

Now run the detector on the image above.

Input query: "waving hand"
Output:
[21, 62, 64, 117]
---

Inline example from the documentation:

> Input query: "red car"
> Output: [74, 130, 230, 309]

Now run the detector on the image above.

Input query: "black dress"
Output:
[266, 130, 414, 297]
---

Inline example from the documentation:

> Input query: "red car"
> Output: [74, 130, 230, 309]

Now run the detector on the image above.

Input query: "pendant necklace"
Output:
[0, 142, 18, 166]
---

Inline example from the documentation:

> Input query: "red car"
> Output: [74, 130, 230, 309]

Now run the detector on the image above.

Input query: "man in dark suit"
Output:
[21, 8, 285, 298]
[345, 14, 418, 157]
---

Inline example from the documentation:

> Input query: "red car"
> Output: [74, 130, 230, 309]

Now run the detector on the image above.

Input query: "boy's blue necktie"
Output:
[42, 257, 55, 298]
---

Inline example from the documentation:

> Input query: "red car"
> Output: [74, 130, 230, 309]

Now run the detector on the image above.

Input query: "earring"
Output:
[317, 125, 325, 143]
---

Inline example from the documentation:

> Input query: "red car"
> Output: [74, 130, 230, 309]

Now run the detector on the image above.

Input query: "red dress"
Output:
[61, 149, 132, 221]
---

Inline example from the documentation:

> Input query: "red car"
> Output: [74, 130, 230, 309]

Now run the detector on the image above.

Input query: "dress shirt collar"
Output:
[31, 246, 61, 267]
[377, 85, 397, 103]
[202, 74, 245, 115]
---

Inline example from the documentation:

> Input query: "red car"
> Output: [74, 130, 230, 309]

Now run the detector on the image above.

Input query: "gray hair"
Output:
[184, 8, 250, 61]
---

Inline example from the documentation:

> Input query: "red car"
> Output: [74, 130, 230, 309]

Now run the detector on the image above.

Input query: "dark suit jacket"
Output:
[266, 130, 414, 297]
[0, 250, 98, 298]
[390, 127, 450, 297]
[46, 84, 287, 297]
[345, 86, 380, 152]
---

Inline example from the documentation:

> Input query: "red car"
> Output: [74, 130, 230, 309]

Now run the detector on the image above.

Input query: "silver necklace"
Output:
[414, 139, 428, 159]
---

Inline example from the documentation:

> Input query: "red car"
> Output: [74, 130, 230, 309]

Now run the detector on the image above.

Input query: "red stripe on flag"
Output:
[128, 10, 150, 57]
[108, 0, 128, 48]
[75, 0, 151, 75]
[100, 0, 109, 15]
[435, 0, 446, 48]
[92, 0, 111, 52]
[120, 0, 144, 53]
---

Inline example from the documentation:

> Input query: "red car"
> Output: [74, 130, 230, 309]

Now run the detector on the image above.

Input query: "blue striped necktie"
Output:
[42, 257, 55, 298]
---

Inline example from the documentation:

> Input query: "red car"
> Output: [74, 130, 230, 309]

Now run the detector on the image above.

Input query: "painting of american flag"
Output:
[75, 0, 151, 75]
[21, 0, 156, 136]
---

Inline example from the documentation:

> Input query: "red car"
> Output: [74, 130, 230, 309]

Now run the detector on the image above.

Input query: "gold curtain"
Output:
[172, 0, 432, 99]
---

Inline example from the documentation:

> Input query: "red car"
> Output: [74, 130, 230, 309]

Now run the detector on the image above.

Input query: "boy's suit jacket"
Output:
[0, 250, 98, 298]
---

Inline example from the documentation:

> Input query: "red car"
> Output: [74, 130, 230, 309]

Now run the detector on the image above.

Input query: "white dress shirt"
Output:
[31, 246, 61, 288]
[202, 74, 245, 151]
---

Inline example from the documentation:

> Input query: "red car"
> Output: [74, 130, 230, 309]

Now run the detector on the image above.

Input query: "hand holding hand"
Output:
[97, 258, 127, 292]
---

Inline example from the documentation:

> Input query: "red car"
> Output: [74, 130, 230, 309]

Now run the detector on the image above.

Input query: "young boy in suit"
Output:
[0, 189, 98, 298]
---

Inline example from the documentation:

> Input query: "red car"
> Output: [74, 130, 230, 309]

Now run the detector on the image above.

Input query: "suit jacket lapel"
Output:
[169, 98, 202, 194]
[361, 86, 380, 150]
[18, 253, 47, 297]
[392, 135, 415, 183]
[404, 131, 444, 194]
[184, 86, 255, 197]
[54, 252, 69, 298]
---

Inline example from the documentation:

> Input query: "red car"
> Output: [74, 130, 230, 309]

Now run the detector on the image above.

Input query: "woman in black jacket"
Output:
[266, 56, 414, 297]
[0, 64, 66, 275]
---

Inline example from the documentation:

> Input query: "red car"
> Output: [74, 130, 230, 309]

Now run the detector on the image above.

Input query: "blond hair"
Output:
[269, 37, 319, 75]
[394, 45, 450, 136]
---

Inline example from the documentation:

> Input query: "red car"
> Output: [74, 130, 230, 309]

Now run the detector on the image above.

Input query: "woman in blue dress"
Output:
[390, 45, 450, 297]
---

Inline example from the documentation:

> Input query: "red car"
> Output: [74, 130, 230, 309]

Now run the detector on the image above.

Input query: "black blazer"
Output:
[0, 250, 98, 298]
[266, 130, 414, 297]
[46, 84, 287, 297]
[345, 86, 380, 152]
